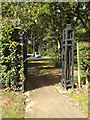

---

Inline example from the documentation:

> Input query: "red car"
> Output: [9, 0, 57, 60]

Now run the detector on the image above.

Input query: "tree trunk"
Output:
[31, 31, 33, 52]
[56, 28, 61, 65]
[57, 39, 61, 62]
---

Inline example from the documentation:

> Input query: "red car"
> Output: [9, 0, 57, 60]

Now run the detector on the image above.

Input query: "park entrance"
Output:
[12, 24, 74, 91]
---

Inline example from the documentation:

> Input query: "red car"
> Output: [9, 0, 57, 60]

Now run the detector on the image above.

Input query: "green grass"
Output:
[69, 99, 74, 103]
[28, 58, 52, 62]
[55, 84, 88, 116]
[29, 91, 34, 97]
[28, 58, 62, 69]
[40, 69, 51, 74]
[69, 89, 88, 116]
[28, 59, 51, 64]
[2, 89, 27, 118]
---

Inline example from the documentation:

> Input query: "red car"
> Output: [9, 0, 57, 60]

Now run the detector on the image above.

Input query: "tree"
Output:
[1, 2, 89, 88]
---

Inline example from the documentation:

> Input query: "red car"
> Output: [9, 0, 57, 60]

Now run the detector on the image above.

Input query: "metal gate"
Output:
[61, 24, 75, 90]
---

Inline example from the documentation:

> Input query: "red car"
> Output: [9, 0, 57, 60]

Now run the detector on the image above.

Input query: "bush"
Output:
[1, 18, 25, 90]
[79, 42, 90, 84]
[51, 58, 62, 68]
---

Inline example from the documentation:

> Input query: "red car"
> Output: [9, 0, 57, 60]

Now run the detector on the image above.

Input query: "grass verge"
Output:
[2, 88, 27, 118]
[69, 88, 88, 116]
[55, 84, 88, 117]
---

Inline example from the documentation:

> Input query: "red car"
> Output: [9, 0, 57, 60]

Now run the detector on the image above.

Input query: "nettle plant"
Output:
[1, 18, 25, 90]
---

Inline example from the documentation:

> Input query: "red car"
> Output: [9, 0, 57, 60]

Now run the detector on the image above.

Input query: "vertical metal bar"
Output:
[77, 41, 81, 88]
[70, 31, 72, 39]
[65, 29, 67, 89]
[23, 34, 27, 92]
[61, 31, 63, 85]
[61, 30, 64, 86]
[68, 47, 71, 80]
[64, 44, 65, 82]
[68, 32, 71, 80]
[24, 34, 27, 78]
[72, 30, 74, 89]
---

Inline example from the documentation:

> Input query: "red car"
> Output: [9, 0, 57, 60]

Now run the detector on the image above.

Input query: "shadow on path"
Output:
[25, 61, 86, 118]
[25, 62, 61, 91]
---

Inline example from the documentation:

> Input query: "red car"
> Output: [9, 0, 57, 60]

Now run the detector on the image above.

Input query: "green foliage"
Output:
[1, 2, 89, 88]
[38, 38, 58, 57]
[50, 58, 62, 68]
[1, 18, 25, 90]
[69, 89, 88, 116]
[74, 76, 78, 85]
[79, 42, 90, 84]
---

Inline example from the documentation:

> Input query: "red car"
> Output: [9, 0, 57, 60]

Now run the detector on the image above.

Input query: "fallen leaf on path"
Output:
[24, 98, 31, 104]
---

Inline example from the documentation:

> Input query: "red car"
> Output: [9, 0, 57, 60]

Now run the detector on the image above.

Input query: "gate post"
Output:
[23, 33, 27, 79]
[61, 24, 75, 90]
[11, 25, 27, 91]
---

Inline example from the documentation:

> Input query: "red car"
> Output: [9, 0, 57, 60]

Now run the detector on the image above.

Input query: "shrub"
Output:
[79, 42, 90, 85]
[1, 18, 25, 90]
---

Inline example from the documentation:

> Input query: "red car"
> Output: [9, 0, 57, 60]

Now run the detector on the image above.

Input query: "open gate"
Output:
[61, 24, 75, 90]
[12, 24, 75, 91]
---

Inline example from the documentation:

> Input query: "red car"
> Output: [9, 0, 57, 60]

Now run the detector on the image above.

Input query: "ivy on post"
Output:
[61, 24, 75, 90]
[11, 25, 26, 91]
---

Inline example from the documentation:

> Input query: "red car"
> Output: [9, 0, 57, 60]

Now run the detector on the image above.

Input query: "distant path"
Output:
[27, 57, 56, 60]
[25, 61, 86, 118]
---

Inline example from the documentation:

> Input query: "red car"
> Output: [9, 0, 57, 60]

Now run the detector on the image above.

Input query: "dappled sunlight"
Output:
[25, 61, 61, 91]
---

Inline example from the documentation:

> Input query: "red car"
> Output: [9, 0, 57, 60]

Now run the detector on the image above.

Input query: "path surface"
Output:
[25, 61, 86, 118]
[27, 57, 56, 60]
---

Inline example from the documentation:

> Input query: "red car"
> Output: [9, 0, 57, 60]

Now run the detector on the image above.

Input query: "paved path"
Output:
[25, 62, 86, 118]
